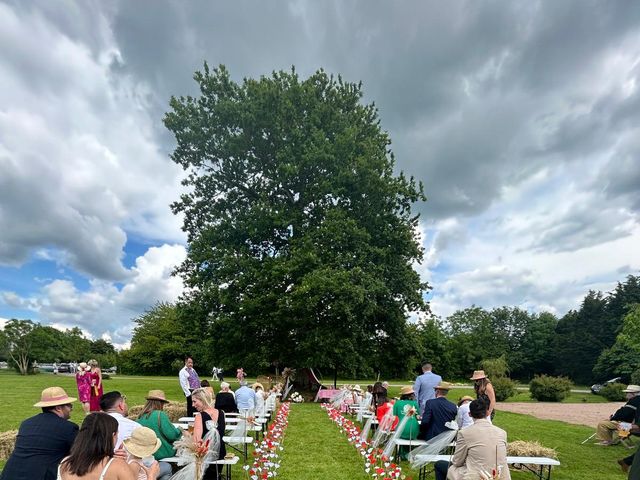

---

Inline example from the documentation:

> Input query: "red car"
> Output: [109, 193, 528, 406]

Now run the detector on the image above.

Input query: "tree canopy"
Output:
[164, 64, 429, 377]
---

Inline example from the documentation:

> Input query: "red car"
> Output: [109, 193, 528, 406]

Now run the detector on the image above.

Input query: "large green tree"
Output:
[3, 319, 36, 374]
[164, 65, 429, 375]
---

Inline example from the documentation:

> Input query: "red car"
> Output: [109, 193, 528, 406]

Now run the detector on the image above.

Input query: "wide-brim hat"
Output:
[435, 381, 452, 391]
[459, 395, 474, 403]
[400, 385, 414, 395]
[252, 382, 264, 391]
[623, 385, 640, 393]
[146, 390, 169, 402]
[78, 362, 88, 370]
[352, 385, 362, 392]
[470, 370, 487, 381]
[34, 387, 77, 407]
[123, 426, 161, 458]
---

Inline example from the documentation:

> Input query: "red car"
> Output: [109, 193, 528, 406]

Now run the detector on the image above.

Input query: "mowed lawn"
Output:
[0, 371, 631, 478]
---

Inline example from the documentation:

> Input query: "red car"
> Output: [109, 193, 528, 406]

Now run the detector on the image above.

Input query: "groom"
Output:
[179, 355, 201, 416]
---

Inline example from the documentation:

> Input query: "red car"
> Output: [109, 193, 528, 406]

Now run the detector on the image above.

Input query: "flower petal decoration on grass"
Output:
[321, 404, 409, 479]
[244, 401, 291, 480]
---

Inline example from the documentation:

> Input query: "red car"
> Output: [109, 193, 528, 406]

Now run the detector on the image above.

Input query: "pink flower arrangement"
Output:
[322, 404, 410, 480]
[244, 402, 291, 480]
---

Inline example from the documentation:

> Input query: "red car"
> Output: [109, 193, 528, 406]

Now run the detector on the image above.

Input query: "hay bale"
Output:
[0, 430, 18, 461]
[507, 440, 557, 459]
[128, 401, 187, 422]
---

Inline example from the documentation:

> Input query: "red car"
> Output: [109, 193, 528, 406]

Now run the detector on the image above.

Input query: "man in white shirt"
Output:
[100, 391, 140, 449]
[179, 356, 201, 416]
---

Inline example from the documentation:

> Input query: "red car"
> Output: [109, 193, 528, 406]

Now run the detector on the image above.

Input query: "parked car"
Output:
[591, 376, 622, 394]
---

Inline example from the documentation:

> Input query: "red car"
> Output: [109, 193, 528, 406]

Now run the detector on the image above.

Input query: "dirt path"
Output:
[496, 401, 623, 428]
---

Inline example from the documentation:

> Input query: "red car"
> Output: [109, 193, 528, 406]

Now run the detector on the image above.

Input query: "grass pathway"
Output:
[277, 403, 370, 480]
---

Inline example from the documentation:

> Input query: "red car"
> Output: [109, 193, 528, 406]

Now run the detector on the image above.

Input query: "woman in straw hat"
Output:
[123, 426, 162, 480]
[470, 370, 496, 420]
[136, 390, 182, 480]
[58, 412, 159, 480]
[75, 362, 92, 414]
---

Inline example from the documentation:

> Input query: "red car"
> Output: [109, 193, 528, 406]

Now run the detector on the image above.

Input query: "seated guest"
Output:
[393, 386, 420, 440]
[215, 382, 238, 414]
[456, 396, 474, 430]
[136, 390, 181, 480]
[123, 426, 162, 480]
[597, 384, 640, 445]
[58, 412, 159, 479]
[419, 381, 458, 441]
[372, 381, 387, 411]
[200, 379, 215, 398]
[376, 393, 399, 430]
[192, 388, 226, 480]
[252, 382, 266, 416]
[101, 390, 140, 448]
[434, 397, 511, 480]
[0, 387, 79, 480]
[235, 380, 256, 416]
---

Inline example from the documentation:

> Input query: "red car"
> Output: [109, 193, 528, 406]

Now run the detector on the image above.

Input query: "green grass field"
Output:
[0, 371, 631, 478]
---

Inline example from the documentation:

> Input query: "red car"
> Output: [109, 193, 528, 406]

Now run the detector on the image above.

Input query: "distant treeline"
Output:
[2, 275, 638, 384]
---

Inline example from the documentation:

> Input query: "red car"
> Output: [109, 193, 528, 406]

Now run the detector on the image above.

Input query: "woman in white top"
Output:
[58, 412, 159, 480]
[456, 395, 474, 429]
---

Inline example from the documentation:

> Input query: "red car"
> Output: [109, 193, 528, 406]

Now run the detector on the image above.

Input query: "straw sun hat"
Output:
[34, 387, 77, 407]
[146, 390, 169, 402]
[123, 427, 161, 458]
[623, 385, 640, 393]
[470, 370, 487, 381]
[435, 381, 452, 391]
[400, 385, 414, 395]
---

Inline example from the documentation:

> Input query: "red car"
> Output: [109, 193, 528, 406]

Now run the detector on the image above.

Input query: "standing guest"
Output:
[456, 396, 474, 430]
[414, 362, 442, 416]
[471, 370, 496, 420]
[136, 390, 181, 480]
[101, 391, 140, 449]
[236, 367, 245, 383]
[0, 387, 79, 480]
[215, 382, 238, 414]
[235, 380, 256, 416]
[57, 412, 159, 480]
[76, 362, 92, 414]
[252, 382, 266, 417]
[192, 388, 226, 480]
[89, 359, 103, 412]
[433, 397, 511, 480]
[179, 356, 200, 417]
[419, 382, 458, 441]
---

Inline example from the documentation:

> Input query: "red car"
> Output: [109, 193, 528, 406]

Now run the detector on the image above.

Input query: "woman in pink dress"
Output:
[75, 362, 92, 414]
[88, 359, 103, 412]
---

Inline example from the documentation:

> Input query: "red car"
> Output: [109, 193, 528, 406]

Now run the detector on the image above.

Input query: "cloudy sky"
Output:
[1, 0, 639, 348]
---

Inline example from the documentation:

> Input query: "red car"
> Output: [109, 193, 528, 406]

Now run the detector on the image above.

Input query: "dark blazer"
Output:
[419, 396, 458, 441]
[612, 395, 640, 422]
[215, 391, 238, 414]
[0, 412, 78, 480]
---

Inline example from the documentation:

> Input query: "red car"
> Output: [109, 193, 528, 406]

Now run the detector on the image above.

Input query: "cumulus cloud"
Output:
[0, 2, 185, 281]
[1, 244, 186, 348]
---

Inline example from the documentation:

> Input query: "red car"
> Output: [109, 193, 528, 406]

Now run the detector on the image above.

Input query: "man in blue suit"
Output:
[413, 362, 442, 416]
[1, 387, 79, 480]
[419, 381, 458, 440]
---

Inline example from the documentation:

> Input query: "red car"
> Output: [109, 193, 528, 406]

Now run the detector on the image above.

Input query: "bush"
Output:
[599, 382, 626, 401]
[529, 375, 573, 402]
[631, 369, 640, 386]
[481, 356, 509, 379]
[492, 377, 517, 401]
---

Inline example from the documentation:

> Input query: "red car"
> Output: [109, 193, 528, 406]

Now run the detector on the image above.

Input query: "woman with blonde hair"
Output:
[191, 387, 226, 480]
[470, 370, 496, 420]
[136, 390, 182, 480]
[57, 412, 159, 480]
[88, 359, 103, 412]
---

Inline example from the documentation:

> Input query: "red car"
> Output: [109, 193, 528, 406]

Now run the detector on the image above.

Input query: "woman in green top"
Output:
[392, 385, 420, 440]
[136, 390, 182, 480]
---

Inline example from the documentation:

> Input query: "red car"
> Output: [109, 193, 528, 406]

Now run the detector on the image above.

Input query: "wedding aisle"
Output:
[276, 403, 371, 480]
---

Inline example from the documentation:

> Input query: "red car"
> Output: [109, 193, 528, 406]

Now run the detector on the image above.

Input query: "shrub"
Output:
[631, 369, 640, 386]
[529, 375, 573, 402]
[600, 382, 627, 401]
[481, 356, 510, 379]
[492, 376, 517, 401]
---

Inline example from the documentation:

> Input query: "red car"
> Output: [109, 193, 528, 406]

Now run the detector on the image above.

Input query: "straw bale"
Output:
[0, 430, 18, 460]
[507, 440, 557, 459]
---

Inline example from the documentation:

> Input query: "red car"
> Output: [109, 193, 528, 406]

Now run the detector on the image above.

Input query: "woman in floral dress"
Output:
[75, 362, 92, 414]
[88, 358, 103, 412]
